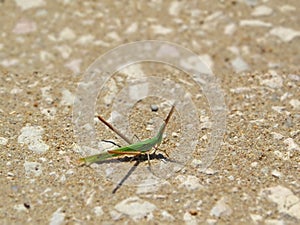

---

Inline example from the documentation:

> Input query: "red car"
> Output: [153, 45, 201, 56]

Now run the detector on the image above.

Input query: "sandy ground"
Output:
[0, 1, 300, 225]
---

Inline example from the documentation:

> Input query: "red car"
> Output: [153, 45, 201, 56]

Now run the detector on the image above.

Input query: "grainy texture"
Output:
[0, 1, 299, 225]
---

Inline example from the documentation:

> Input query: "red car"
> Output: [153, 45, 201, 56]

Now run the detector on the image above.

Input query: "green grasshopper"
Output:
[79, 105, 175, 165]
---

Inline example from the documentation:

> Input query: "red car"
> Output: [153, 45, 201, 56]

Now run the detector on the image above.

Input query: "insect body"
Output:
[79, 105, 175, 165]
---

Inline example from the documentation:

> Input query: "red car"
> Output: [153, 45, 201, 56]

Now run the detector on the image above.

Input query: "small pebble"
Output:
[270, 27, 300, 42]
[172, 132, 179, 138]
[49, 207, 65, 225]
[260, 185, 300, 220]
[114, 196, 156, 221]
[93, 206, 104, 217]
[251, 5, 273, 17]
[151, 104, 159, 112]
[161, 210, 175, 221]
[176, 175, 203, 191]
[0, 137, 8, 145]
[283, 138, 300, 151]
[271, 170, 281, 178]
[231, 57, 249, 73]
[210, 197, 232, 217]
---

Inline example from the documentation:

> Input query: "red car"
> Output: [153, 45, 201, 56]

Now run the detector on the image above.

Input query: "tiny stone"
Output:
[288, 74, 300, 81]
[18, 125, 49, 153]
[93, 206, 104, 217]
[161, 210, 175, 221]
[14, 0, 45, 10]
[172, 132, 179, 138]
[59, 27, 76, 41]
[114, 196, 156, 221]
[252, 5, 273, 17]
[191, 159, 202, 168]
[271, 132, 284, 140]
[239, 19, 272, 27]
[7, 172, 14, 177]
[200, 168, 217, 175]
[224, 23, 236, 35]
[260, 185, 300, 220]
[24, 161, 42, 177]
[210, 197, 232, 217]
[189, 209, 198, 216]
[228, 175, 234, 181]
[0, 137, 8, 145]
[251, 162, 258, 167]
[283, 138, 300, 151]
[151, 25, 173, 35]
[290, 130, 300, 137]
[260, 73, 283, 88]
[49, 207, 65, 225]
[271, 170, 281, 178]
[146, 124, 154, 131]
[183, 212, 198, 225]
[250, 214, 263, 223]
[151, 104, 159, 112]
[265, 219, 285, 225]
[231, 57, 249, 73]
[176, 175, 203, 191]
[206, 219, 217, 225]
[289, 99, 300, 110]
[270, 27, 300, 42]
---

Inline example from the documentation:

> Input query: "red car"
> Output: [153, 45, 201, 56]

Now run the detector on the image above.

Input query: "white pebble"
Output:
[125, 22, 138, 34]
[7, 172, 14, 177]
[176, 175, 203, 191]
[13, 204, 28, 212]
[191, 159, 202, 168]
[252, 5, 273, 17]
[224, 23, 236, 35]
[169, 1, 183, 16]
[14, 0, 45, 10]
[64, 59, 82, 74]
[288, 74, 300, 81]
[270, 27, 300, 42]
[114, 196, 156, 221]
[250, 214, 263, 223]
[271, 132, 284, 140]
[228, 175, 234, 181]
[40, 107, 56, 119]
[231, 57, 249, 73]
[239, 20, 272, 27]
[93, 206, 104, 217]
[210, 197, 232, 217]
[49, 207, 65, 225]
[289, 99, 300, 110]
[24, 161, 42, 177]
[18, 126, 49, 153]
[12, 18, 37, 34]
[59, 27, 76, 41]
[260, 74, 283, 88]
[271, 170, 281, 178]
[199, 168, 217, 175]
[76, 34, 95, 45]
[283, 138, 300, 151]
[151, 25, 173, 35]
[161, 210, 175, 221]
[60, 89, 74, 106]
[183, 212, 198, 225]
[0, 137, 8, 145]
[260, 185, 300, 219]
[265, 219, 285, 225]
[41, 86, 53, 104]
[251, 161, 258, 167]
[271, 106, 285, 114]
